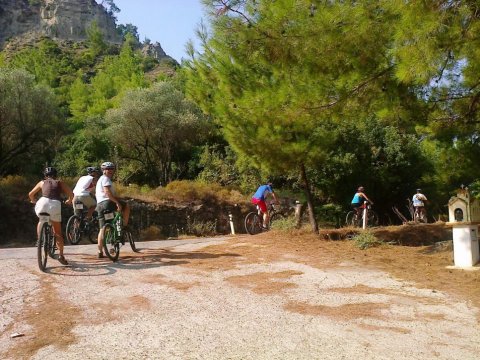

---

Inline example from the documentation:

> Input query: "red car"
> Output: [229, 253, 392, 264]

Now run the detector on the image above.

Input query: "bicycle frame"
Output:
[103, 210, 123, 240]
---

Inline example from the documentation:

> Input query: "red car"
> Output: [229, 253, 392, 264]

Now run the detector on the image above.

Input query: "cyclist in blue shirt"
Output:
[251, 182, 278, 229]
[351, 186, 373, 216]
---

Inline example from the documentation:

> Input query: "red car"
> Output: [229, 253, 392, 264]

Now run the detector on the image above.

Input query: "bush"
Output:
[184, 217, 217, 237]
[352, 230, 383, 250]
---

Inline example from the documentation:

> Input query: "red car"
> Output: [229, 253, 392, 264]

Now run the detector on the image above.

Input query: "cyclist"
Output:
[351, 186, 373, 216]
[251, 182, 278, 230]
[28, 167, 74, 266]
[72, 166, 100, 221]
[96, 161, 130, 258]
[412, 189, 428, 220]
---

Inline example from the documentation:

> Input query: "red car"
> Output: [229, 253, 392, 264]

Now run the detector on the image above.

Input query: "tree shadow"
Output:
[45, 248, 241, 276]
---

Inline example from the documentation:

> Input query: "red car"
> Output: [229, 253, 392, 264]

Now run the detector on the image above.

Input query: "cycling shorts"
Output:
[251, 198, 267, 213]
[96, 199, 127, 227]
[35, 197, 62, 223]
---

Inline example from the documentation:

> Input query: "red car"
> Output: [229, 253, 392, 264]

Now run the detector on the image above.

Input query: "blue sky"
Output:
[111, 0, 206, 62]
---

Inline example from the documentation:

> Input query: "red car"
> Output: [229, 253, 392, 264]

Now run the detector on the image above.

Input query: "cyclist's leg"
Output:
[96, 200, 114, 256]
[51, 221, 64, 255]
[119, 200, 130, 227]
[252, 198, 268, 227]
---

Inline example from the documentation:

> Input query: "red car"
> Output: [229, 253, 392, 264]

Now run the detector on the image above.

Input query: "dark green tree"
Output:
[0, 69, 62, 176]
[105, 82, 211, 186]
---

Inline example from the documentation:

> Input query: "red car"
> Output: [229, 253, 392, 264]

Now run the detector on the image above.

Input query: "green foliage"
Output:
[184, 217, 217, 237]
[197, 144, 261, 192]
[269, 216, 297, 231]
[86, 21, 108, 57]
[105, 82, 211, 185]
[0, 68, 62, 176]
[353, 231, 383, 250]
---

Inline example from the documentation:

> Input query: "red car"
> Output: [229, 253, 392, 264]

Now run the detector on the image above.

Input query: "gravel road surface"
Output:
[1, 236, 479, 359]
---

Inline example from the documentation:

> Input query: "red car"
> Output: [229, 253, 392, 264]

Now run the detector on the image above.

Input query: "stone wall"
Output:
[0, 197, 251, 247]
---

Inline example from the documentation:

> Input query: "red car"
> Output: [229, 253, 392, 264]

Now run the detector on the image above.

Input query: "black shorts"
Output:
[96, 200, 126, 227]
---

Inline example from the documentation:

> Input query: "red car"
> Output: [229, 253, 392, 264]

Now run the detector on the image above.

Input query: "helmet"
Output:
[86, 166, 100, 175]
[358, 186, 364, 192]
[417, 188, 422, 192]
[44, 167, 57, 178]
[101, 161, 115, 170]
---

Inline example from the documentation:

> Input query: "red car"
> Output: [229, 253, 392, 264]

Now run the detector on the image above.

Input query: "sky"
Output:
[111, 0, 206, 62]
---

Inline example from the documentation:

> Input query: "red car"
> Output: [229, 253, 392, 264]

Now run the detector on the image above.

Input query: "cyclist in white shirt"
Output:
[412, 188, 428, 218]
[95, 161, 130, 258]
[72, 166, 100, 221]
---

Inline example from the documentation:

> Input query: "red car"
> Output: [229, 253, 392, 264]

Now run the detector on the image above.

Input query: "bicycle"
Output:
[102, 210, 137, 261]
[37, 212, 57, 272]
[244, 203, 283, 235]
[414, 206, 427, 223]
[65, 200, 99, 245]
[345, 202, 379, 228]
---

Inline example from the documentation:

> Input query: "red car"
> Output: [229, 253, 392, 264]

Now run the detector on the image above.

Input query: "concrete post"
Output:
[362, 201, 367, 229]
[229, 213, 235, 235]
[295, 201, 303, 228]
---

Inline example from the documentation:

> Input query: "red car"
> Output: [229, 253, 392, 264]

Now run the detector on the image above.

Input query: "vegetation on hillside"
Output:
[2, 0, 480, 231]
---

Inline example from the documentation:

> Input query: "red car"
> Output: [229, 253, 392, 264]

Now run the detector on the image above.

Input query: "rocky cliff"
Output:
[0, 0, 122, 48]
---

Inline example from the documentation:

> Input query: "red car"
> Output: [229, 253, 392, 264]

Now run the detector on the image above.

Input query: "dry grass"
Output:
[118, 180, 248, 206]
[179, 224, 480, 313]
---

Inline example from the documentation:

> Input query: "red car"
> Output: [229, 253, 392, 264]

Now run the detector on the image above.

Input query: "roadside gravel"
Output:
[1, 236, 479, 359]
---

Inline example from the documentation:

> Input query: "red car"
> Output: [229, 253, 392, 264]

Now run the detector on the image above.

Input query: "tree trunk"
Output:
[300, 163, 319, 234]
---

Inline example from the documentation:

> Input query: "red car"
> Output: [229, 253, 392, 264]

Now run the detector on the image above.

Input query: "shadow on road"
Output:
[45, 248, 240, 276]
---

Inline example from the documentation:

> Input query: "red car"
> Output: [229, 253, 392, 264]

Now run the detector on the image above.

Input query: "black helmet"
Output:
[44, 167, 57, 178]
[87, 166, 99, 175]
[101, 161, 115, 170]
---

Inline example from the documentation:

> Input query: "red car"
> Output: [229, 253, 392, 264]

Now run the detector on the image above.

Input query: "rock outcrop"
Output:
[141, 41, 168, 60]
[0, 0, 122, 48]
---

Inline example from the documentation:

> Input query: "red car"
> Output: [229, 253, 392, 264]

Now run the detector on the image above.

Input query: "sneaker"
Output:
[58, 256, 68, 265]
[98, 252, 104, 259]
[261, 226, 268, 231]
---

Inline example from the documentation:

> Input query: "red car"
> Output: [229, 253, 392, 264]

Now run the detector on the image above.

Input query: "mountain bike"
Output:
[244, 203, 284, 235]
[345, 202, 378, 228]
[65, 200, 99, 245]
[414, 206, 427, 223]
[37, 212, 57, 272]
[102, 210, 137, 261]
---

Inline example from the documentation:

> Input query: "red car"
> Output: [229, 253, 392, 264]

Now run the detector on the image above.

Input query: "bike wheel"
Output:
[87, 219, 100, 244]
[269, 212, 284, 229]
[66, 215, 82, 245]
[367, 211, 379, 227]
[245, 212, 263, 235]
[37, 223, 49, 271]
[103, 223, 120, 262]
[48, 232, 56, 259]
[124, 229, 138, 252]
[345, 211, 358, 227]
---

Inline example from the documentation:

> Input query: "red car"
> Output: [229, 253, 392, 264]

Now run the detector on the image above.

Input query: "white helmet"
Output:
[101, 161, 115, 170]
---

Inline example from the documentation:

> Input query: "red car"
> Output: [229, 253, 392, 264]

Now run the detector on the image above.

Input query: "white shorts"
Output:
[35, 197, 62, 223]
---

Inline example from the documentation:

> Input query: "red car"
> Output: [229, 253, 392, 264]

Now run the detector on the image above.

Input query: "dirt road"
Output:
[1, 235, 479, 359]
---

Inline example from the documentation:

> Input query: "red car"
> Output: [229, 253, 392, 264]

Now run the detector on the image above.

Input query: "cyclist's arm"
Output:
[103, 186, 122, 211]
[28, 181, 43, 204]
[271, 192, 279, 203]
[60, 181, 74, 205]
[360, 192, 373, 204]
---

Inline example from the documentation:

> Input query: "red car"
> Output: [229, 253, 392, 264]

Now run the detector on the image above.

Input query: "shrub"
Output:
[353, 230, 383, 250]
[185, 217, 217, 237]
